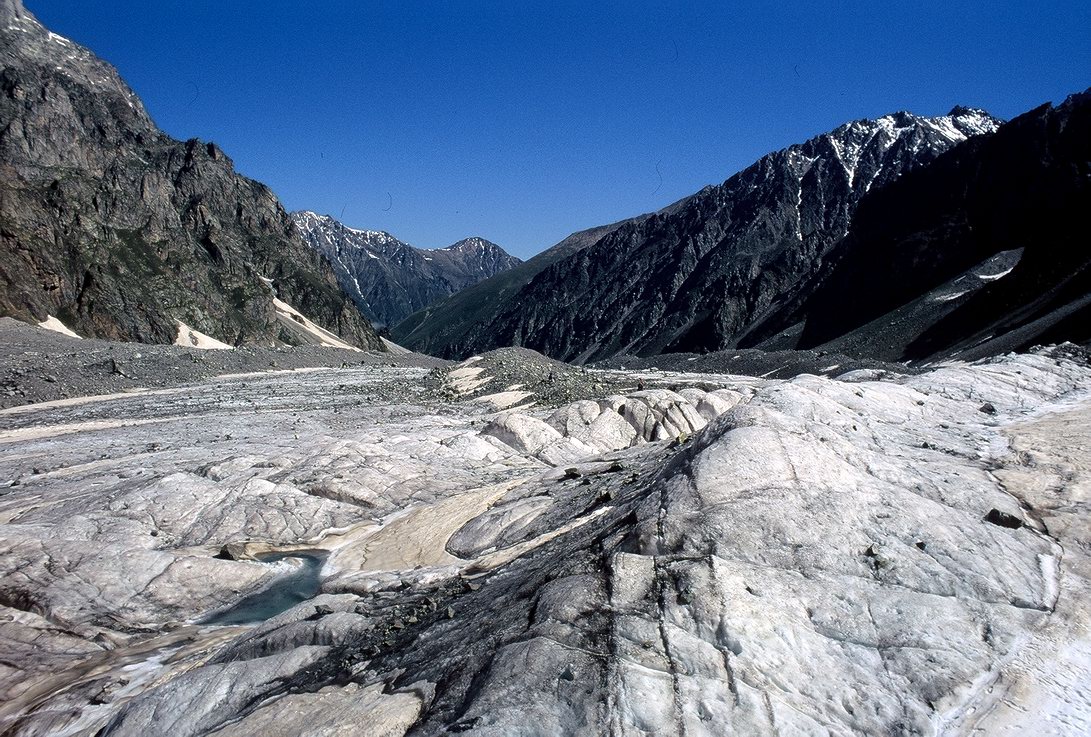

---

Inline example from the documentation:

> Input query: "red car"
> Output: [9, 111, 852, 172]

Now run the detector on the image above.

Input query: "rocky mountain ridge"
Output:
[394, 107, 1001, 361]
[745, 90, 1091, 362]
[391, 195, 697, 357]
[293, 211, 521, 328]
[0, 0, 382, 349]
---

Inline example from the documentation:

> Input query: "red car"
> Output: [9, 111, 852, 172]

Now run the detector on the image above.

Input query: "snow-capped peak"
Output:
[290, 211, 403, 249]
[945, 106, 1002, 137]
[816, 107, 1001, 189]
[443, 237, 501, 254]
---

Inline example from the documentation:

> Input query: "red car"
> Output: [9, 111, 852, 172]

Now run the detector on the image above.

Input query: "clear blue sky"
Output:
[27, 1, 1091, 258]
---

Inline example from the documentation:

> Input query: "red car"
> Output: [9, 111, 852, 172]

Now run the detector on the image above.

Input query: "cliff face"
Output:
[293, 212, 521, 328]
[0, 1, 382, 349]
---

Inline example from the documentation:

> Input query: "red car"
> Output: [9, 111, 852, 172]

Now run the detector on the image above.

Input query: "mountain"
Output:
[392, 218, 641, 356]
[745, 90, 1091, 362]
[0, 0, 382, 349]
[292, 211, 521, 328]
[391, 194, 699, 357]
[393, 107, 1001, 361]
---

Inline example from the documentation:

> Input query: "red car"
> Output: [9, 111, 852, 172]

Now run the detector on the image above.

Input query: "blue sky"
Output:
[27, 1, 1091, 258]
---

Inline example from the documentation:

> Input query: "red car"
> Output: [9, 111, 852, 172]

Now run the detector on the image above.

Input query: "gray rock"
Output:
[0, 3, 381, 350]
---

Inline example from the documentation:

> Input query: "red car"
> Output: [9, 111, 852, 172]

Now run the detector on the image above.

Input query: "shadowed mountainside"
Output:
[395, 108, 1000, 362]
[746, 90, 1091, 362]
[293, 211, 521, 329]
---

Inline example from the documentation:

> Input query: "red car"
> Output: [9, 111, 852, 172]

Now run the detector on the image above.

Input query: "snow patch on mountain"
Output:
[37, 316, 81, 339]
[174, 322, 232, 350]
[272, 298, 362, 351]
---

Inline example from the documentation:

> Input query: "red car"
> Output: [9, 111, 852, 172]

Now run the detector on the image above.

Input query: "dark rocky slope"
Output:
[292, 211, 520, 328]
[392, 220, 634, 357]
[392, 196, 697, 358]
[397, 108, 999, 362]
[0, 0, 381, 349]
[746, 90, 1091, 362]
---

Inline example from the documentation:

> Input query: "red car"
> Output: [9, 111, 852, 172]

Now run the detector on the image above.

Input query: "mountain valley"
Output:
[394, 107, 1005, 361]
[1, 1, 1090, 735]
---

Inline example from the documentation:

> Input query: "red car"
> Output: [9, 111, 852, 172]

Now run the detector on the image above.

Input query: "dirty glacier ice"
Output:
[0, 349, 1088, 736]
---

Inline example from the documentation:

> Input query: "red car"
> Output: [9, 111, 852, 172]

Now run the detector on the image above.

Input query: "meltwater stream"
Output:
[203, 551, 328, 626]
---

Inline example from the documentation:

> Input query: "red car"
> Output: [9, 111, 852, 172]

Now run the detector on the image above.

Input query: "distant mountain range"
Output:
[292, 212, 520, 328]
[2, 0, 1087, 366]
[393, 107, 1003, 359]
[395, 95, 1089, 364]
[0, 0, 381, 349]
[391, 203, 691, 357]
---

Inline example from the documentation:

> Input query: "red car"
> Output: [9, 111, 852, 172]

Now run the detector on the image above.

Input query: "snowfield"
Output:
[0, 336, 1088, 736]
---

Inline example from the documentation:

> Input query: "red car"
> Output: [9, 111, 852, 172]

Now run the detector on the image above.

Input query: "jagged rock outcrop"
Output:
[395, 108, 1000, 362]
[293, 211, 520, 328]
[0, 1, 381, 349]
[745, 90, 1091, 362]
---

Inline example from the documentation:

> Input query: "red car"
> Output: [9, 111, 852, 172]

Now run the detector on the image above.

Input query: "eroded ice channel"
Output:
[203, 551, 328, 626]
